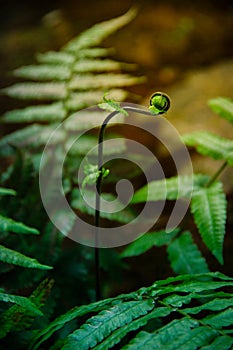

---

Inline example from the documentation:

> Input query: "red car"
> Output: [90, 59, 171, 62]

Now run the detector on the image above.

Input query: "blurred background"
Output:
[0, 0, 233, 294]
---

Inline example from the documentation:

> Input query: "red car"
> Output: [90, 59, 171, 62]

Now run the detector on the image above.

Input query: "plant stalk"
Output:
[205, 160, 228, 188]
[94, 106, 159, 301]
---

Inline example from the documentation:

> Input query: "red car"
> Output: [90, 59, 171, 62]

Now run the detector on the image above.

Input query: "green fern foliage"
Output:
[167, 231, 209, 274]
[0, 292, 43, 316]
[182, 131, 233, 166]
[0, 215, 39, 235]
[30, 272, 233, 350]
[131, 174, 209, 203]
[0, 9, 141, 132]
[0, 245, 52, 270]
[191, 181, 227, 264]
[0, 187, 16, 196]
[208, 97, 233, 124]
[120, 229, 180, 257]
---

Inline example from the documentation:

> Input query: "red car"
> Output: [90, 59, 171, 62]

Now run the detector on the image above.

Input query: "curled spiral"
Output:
[39, 100, 192, 248]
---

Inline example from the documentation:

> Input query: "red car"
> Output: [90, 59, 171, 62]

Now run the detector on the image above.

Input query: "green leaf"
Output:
[1, 102, 67, 123]
[13, 65, 71, 81]
[191, 181, 227, 264]
[167, 231, 209, 275]
[132, 174, 209, 203]
[0, 187, 16, 196]
[63, 8, 137, 52]
[36, 51, 75, 65]
[62, 300, 154, 350]
[69, 73, 144, 90]
[0, 124, 65, 155]
[120, 229, 179, 257]
[0, 215, 39, 234]
[0, 245, 52, 270]
[208, 97, 233, 124]
[182, 131, 233, 166]
[66, 89, 128, 111]
[0, 292, 43, 316]
[2, 82, 66, 100]
[73, 59, 128, 73]
[66, 134, 126, 156]
[71, 189, 135, 223]
[123, 318, 198, 349]
[64, 109, 125, 131]
[98, 93, 129, 115]
[201, 335, 233, 350]
[203, 308, 233, 328]
[92, 307, 171, 350]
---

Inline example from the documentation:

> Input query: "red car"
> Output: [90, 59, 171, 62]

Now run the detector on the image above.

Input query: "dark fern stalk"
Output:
[95, 94, 170, 300]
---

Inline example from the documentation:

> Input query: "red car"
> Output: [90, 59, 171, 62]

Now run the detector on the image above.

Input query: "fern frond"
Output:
[0, 124, 65, 154]
[13, 65, 71, 81]
[191, 181, 227, 264]
[1, 82, 66, 100]
[0, 187, 16, 196]
[63, 8, 137, 52]
[167, 231, 209, 275]
[71, 189, 135, 223]
[0, 245, 52, 270]
[1, 102, 66, 123]
[66, 89, 128, 110]
[120, 229, 179, 258]
[30, 272, 233, 350]
[0, 215, 39, 234]
[69, 73, 144, 90]
[208, 97, 233, 124]
[132, 174, 209, 203]
[64, 109, 124, 131]
[0, 292, 43, 316]
[36, 51, 75, 65]
[73, 59, 132, 73]
[66, 135, 126, 156]
[182, 131, 233, 166]
[201, 335, 233, 350]
[62, 300, 154, 350]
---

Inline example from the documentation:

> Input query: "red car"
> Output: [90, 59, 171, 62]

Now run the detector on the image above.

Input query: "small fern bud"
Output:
[149, 92, 170, 114]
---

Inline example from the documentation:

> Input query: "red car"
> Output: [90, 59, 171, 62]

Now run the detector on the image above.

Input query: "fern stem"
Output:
[95, 105, 162, 301]
[205, 160, 228, 188]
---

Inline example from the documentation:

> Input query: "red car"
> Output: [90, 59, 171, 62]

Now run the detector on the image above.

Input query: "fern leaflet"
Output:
[191, 181, 227, 264]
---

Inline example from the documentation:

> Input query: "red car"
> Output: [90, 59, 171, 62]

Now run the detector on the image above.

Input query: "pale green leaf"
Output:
[132, 174, 209, 203]
[73, 59, 128, 73]
[0, 124, 65, 155]
[66, 134, 126, 156]
[120, 229, 179, 257]
[0, 215, 39, 234]
[36, 51, 75, 65]
[0, 187, 16, 196]
[69, 73, 144, 90]
[63, 8, 137, 52]
[208, 97, 233, 124]
[13, 65, 71, 81]
[191, 181, 227, 264]
[182, 131, 233, 166]
[0, 245, 52, 270]
[71, 189, 135, 223]
[2, 82, 66, 100]
[66, 89, 128, 111]
[1, 102, 67, 123]
[0, 292, 43, 316]
[64, 109, 124, 131]
[167, 231, 209, 275]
